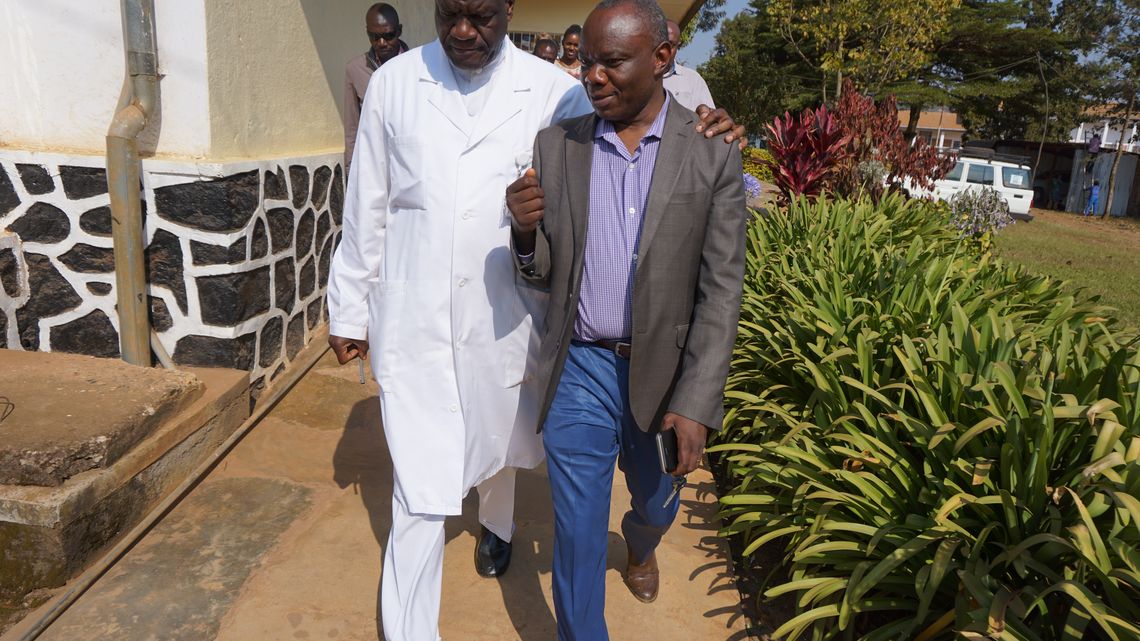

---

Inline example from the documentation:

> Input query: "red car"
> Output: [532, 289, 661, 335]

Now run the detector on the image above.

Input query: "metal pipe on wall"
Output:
[106, 0, 158, 366]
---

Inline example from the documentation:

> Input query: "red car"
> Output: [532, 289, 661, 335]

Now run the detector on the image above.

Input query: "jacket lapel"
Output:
[637, 99, 696, 258]
[423, 42, 471, 137]
[564, 114, 596, 265]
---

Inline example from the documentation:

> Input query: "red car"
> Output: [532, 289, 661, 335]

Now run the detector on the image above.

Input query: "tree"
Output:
[948, 1, 1102, 143]
[699, 8, 817, 135]
[766, 0, 960, 100]
[697, 0, 1109, 146]
[1101, 0, 1140, 218]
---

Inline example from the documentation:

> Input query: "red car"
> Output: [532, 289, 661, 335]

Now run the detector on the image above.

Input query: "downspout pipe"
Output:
[106, 0, 158, 367]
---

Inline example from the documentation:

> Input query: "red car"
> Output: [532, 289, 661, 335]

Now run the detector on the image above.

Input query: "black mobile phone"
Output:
[656, 429, 679, 475]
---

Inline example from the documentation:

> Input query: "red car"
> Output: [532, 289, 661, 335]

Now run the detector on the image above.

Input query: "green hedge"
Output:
[745, 147, 775, 184]
[712, 196, 1140, 640]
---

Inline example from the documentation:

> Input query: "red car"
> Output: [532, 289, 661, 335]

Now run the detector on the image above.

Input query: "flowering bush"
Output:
[743, 172, 762, 199]
[744, 147, 775, 183]
[948, 187, 1013, 248]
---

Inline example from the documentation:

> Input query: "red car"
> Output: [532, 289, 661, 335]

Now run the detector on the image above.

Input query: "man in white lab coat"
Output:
[326, 1, 744, 638]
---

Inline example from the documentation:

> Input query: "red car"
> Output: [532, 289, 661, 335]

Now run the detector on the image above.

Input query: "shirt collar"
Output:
[594, 92, 671, 144]
[366, 41, 408, 72]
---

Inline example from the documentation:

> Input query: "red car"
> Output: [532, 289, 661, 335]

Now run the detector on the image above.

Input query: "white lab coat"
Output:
[327, 39, 591, 516]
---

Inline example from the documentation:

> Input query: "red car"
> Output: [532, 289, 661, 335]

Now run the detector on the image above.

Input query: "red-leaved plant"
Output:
[762, 81, 955, 206]
[831, 80, 954, 201]
[762, 105, 851, 206]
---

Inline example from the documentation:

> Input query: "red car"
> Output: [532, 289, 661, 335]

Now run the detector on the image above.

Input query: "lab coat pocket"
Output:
[368, 280, 408, 387]
[388, 136, 426, 210]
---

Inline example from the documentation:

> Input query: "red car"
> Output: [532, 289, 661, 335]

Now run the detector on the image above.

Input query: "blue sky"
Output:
[676, 0, 752, 67]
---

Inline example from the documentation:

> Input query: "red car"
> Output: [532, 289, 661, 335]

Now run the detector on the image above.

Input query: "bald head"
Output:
[592, 0, 669, 45]
[367, 2, 399, 24]
[533, 38, 558, 63]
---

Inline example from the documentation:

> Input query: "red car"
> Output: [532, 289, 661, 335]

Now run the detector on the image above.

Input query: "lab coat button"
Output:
[458, 278, 468, 287]
[449, 404, 458, 412]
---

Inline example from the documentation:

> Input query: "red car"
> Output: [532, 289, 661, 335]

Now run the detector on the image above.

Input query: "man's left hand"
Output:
[661, 412, 709, 476]
[694, 105, 747, 151]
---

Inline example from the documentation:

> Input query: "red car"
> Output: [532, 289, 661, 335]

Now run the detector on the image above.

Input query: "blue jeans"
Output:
[1084, 195, 1099, 215]
[543, 343, 681, 641]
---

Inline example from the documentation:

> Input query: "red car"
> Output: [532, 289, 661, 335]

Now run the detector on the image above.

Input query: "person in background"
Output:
[1084, 180, 1101, 216]
[343, 3, 409, 171]
[533, 38, 559, 63]
[555, 24, 582, 79]
[505, 1, 747, 638]
[663, 20, 715, 112]
[1049, 174, 1065, 210]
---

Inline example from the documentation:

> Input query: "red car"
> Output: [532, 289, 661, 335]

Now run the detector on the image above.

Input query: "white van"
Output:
[929, 150, 1035, 217]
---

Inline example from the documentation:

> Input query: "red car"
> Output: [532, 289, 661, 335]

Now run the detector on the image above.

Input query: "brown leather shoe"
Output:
[624, 547, 659, 603]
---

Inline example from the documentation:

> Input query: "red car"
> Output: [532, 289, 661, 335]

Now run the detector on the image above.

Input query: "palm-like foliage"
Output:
[713, 196, 1140, 640]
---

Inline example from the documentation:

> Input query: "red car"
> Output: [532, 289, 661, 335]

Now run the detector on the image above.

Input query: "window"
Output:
[944, 161, 964, 181]
[1002, 166, 1030, 189]
[509, 32, 539, 52]
[966, 164, 994, 186]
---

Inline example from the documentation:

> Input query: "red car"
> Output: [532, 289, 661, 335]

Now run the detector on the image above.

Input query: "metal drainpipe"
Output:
[106, 0, 158, 366]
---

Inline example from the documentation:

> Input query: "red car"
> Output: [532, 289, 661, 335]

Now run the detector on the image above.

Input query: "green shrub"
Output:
[745, 147, 775, 184]
[713, 196, 1140, 641]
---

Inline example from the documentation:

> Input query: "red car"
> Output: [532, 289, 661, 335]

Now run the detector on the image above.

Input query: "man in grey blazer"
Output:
[505, 1, 747, 638]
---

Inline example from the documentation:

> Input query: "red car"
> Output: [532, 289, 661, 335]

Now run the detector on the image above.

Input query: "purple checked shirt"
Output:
[574, 94, 670, 342]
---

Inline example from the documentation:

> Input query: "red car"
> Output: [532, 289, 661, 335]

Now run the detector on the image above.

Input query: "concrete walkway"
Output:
[21, 351, 750, 641]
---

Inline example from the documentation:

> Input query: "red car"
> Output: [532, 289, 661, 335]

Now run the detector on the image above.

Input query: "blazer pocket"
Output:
[388, 135, 426, 210]
[676, 323, 691, 349]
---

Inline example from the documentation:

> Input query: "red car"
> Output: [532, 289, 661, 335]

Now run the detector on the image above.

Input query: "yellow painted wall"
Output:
[202, 0, 435, 160]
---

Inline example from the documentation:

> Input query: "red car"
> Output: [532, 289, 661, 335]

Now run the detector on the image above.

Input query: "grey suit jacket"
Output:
[515, 97, 748, 433]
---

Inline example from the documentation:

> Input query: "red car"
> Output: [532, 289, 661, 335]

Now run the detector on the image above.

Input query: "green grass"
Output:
[995, 209, 1140, 329]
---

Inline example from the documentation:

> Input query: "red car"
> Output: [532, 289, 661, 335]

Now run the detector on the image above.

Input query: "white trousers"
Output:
[381, 467, 517, 641]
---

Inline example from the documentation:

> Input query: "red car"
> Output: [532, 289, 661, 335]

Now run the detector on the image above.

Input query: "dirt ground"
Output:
[9, 351, 753, 641]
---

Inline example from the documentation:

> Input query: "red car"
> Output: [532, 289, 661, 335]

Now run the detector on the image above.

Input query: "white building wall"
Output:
[0, 0, 437, 161]
[0, 0, 212, 158]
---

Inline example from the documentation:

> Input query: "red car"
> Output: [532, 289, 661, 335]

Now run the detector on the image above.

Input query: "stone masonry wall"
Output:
[0, 152, 344, 397]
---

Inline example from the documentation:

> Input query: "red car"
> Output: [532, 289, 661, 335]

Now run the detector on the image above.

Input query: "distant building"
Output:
[1069, 105, 1138, 154]
[897, 108, 966, 151]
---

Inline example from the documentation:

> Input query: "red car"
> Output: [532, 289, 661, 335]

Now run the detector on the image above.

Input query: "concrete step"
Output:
[0, 361, 249, 619]
[0, 349, 205, 487]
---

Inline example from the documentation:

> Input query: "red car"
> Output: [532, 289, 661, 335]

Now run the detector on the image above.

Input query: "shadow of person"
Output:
[445, 464, 559, 641]
[677, 478, 756, 636]
[332, 398, 559, 640]
[331, 397, 391, 639]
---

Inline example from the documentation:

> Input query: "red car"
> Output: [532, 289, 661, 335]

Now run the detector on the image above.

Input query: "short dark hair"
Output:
[535, 38, 558, 51]
[593, 0, 668, 44]
[367, 2, 400, 24]
[563, 24, 582, 40]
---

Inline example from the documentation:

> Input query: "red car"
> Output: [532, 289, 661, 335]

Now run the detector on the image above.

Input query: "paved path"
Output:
[30, 351, 749, 641]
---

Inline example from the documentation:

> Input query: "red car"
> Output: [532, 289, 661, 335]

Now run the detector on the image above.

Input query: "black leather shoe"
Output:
[474, 526, 512, 578]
